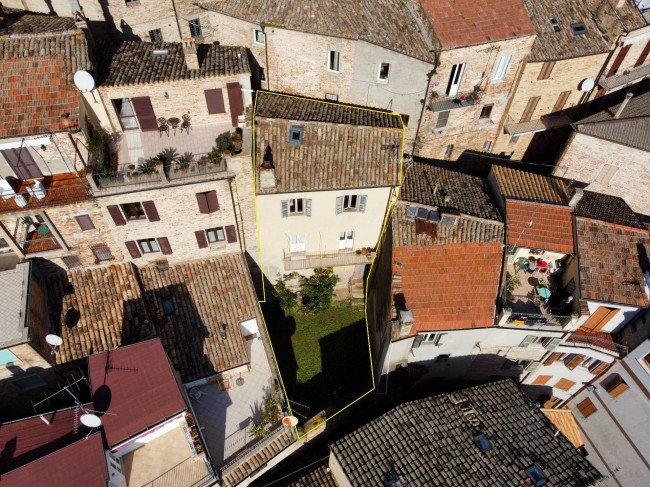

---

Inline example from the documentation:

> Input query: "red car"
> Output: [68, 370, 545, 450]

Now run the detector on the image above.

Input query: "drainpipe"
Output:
[613, 92, 633, 118]
[412, 52, 437, 156]
[170, 0, 183, 41]
[261, 22, 270, 90]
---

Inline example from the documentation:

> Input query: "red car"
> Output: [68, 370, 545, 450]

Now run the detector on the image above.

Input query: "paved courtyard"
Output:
[189, 335, 276, 468]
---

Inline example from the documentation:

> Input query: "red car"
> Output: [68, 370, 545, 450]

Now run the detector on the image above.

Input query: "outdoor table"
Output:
[539, 287, 551, 299]
[168, 117, 181, 134]
[37, 224, 50, 235]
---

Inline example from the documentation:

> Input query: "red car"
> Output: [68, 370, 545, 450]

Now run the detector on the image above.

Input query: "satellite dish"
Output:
[580, 78, 595, 91]
[45, 334, 63, 347]
[73, 70, 95, 92]
[80, 413, 102, 428]
[282, 416, 298, 427]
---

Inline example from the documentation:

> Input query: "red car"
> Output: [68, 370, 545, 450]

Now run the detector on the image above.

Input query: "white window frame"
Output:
[253, 29, 265, 46]
[325, 93, 338, 101]
[492, 55, 512, 80]
[378, 62, 391, 82]
[421, 332, 442, 345]
[290, 234, 306, 253]
[339, 230, 354, 250]
[289, 198, 304, 215]
[328, 50, 341, 73]
[343, 194, 358, 211]
[446, 63, 465, 96]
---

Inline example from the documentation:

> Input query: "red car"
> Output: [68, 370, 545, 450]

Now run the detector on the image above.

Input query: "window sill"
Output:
[327, 70, 341, 74]
[377, 79, 389, 84]
[209, 242, 227, 249]
[253, 42, 266, 47]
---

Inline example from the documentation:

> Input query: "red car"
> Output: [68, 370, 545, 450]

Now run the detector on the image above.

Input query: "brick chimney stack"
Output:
[182, 38, 199, 70]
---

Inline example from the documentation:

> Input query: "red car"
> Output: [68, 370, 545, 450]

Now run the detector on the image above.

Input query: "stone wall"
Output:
[103, 0, 178, 41]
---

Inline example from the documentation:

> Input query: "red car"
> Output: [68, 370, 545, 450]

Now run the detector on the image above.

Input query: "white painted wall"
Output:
[111, 412, 186, 456]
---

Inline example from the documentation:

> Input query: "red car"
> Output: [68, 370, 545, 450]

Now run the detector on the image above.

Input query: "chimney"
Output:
[259, 145, 277, 189]
[182, 38, 199, 70]
[613, 92, 633, 119]
[568, 187, 584, 208]
[616, 0, 626, 8]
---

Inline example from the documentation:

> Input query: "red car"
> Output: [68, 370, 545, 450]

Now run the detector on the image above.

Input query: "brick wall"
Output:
[418, 35, 535, 159]
[104, 0, 179, 42]
[553, 132, 648, 214]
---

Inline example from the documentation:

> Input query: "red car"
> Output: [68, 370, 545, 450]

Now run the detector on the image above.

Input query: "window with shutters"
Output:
[149, 29, 163, 42]
[589, 360, 608, 376]
[62, 254, 83, 269]
[189, 19, 202, 38]
[544, 352, 561, 366]
[492, 55, 511, 80]
[436, 110, 450, 128]
[253, 29, 265, 45]
[289, 198, 303, 215]
[196, 191, 219, 214]
[339, 230, 354, 250]
[1, 148, 44, 180]
[112, 99, 138, 130]
[206, 227, 226, 244]
[520, 96, 540, 122]
[328, 51, 341, 72]
[538, 61, 555, 80]
[205, 89, 225, 114]
[603, 373, 629, 398]
[74, 214, 95, 231]
[552, 91, 571, 113]
[480, 104, 493, 119]
[594, 165, 619, 186]
[421, 332, 442, 345]
[532, 375, 552, 385]
[608, 45, 631, 76]
[542, 337, 561, 351]
[564, 354, 586, 370]
[639, 352, 650, 375]
[336, 194, 366, 214]
[635, 39, 650, 67]
[91, 245, 114, 262]
[577, 398, 597, 418]
[121, 202, 146, 220]
[378, 62, 391, 82]
[138, 238, 160, 254]
[555, 378, 576, 391]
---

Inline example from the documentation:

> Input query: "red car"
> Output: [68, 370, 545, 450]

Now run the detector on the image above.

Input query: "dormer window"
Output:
[440, 214, 458, 228]
[288, 125, 303, 146]
[416, 207, 428, 219]
[407, 206, 417, 218]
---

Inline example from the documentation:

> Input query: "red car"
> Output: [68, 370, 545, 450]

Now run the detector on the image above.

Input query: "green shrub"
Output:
[215, 134, 232, 153]
[300, 268, 339, 314]
[248, 421, 269, 438]
[261, 394, 281, 425]
[273, 279, 297, 311]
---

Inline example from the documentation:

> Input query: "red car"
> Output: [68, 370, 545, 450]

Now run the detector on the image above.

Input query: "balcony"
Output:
[283, 249, 375, 271]
[563, 333, 627, 358]
[0, 173, 90, 215]
[504, 114, 571, 136]
[598, 63, 650, 91]
[428, 90, 482, 112]
[140, 457, 214, 487]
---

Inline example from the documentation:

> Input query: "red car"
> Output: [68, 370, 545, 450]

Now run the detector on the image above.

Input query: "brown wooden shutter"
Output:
[520, 96, 540, 122]
[532, 375, 552, 385]
[74, 214, 96, 231]
[205, 89, 226, 114]
[555, 378, 576, 391]
[608, 45, 631, 76]
[131, 96, 158, 131]
[142, 200, 160, 222]
[225, 225, 237, 243]
[125, 240, 141, 258]
[634, 39, 650, 67]
[577, 398, 597, 418]
[552, 91, 571, 113]
[589, 361, 609, 376]
[1, 148, 44, 180]
[537, 61, 555, 80]
[604, 374, 629, 398]
[196, 193, 209, 213]
[195, 230, 208, 248]
[157, 237, 172, 255]
[206, 191, 219, 212]
[107, 205, 126, 226]
[543, 395, 561, 408]
[565, 354, 585, 370]
[226, 82, 244, 127]
[582, 307, 619, 332]
[544, 352, 561, 366]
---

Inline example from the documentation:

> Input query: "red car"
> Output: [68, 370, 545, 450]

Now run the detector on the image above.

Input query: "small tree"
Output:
[273, 279, 297, 311]
[300, 268, 339, 314]
[261, 394, 281, 425]
[248, 420, 269, 438]
[505, 272, 521, 291]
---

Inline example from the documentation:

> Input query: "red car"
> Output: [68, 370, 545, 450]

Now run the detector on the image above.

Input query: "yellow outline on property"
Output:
[252, 90, 405, 439]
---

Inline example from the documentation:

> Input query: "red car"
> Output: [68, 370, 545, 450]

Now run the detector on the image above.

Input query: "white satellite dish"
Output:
[45, 334, 63, 347]
[73, 70, 95, 92]
[80, 413, 102, 428]
[580, 78, 595, 91]
[282, 416, 298, 427]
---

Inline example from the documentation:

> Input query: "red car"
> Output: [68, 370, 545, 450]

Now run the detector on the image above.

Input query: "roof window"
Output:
[549, 17, 560, 32]
[162, 296, 175, 315]
[416, 207, 428, 219]
[524, 465, 549, 486]
[473, 433, 493, 452]
[571, 22, 588, 35]
[427, 210, 439, 222]
[407, 206, 417, 218]
[288, 125, 303, 146]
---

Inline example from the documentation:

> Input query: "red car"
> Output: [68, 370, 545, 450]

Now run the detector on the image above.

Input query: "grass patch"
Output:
[262, 300, 372, 413]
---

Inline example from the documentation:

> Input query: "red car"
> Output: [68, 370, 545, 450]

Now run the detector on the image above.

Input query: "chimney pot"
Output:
[182, 38, 199, 70]
[569, 187, 584, 208]
[613, 92, 633, 119]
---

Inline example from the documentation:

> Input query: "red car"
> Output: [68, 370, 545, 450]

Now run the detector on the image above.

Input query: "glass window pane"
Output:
[407, 206, 417, 217]
[217, 228, 225, 241]
[150, 240, 159, 252]
[297, 199, 303, 212]
[140, 241, 150, 253]
[206, 230, 216, 242]
[417, 207, 428, 219]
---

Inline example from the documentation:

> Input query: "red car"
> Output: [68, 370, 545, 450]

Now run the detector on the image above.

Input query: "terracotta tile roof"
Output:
[392, 203, 504, 247]
[420, 0, 536, 49]
[507, 201, 574, 253]
[0, 407, 93, 475]
[286, 463, 338, 487]
[392, 208, 503, 332]
[330, 380, 603, 486]
[255, 91, 402, 128]
[0, 31, 90, 137]
[0, 433, 107, 487]
[541, 408, 584, 448]
[522, 0, 609, 61]
[36, 263, 152, 365]
[401, 162, 502, 221]
[0, 11, 77, 36]
[202, 0, 436, 62]
[492, 165, 569, 205]
[255, 94, 402, 193]
[89, 339, 187, 447]
[0, 173, 91, 215]
[95, 41, 250, 87]
[576, 217, 650, 307]
[578, 117, 650, 152]
[578, 90, 650, 124]
[575, 191, 645, 229]
[138, 255, 256, 382]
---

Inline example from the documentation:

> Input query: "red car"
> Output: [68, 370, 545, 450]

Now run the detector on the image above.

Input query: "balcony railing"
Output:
[598, 63, 650, 91]
[283, 249, 375, 270]
[564, 333, 627, 358]
[20, 236, 62, 254]
[428, 91, 482, 112]
[141, 456, 215, 487]
[504, 114, 571, 136]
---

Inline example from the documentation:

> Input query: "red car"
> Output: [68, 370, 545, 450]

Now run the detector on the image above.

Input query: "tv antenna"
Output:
[73, 70, 97, 103]
[45, 334, 63, 356]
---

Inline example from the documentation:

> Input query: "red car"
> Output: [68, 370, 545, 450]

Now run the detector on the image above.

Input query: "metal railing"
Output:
[0, 182, 91, 214]
[428, 90, 481, 112]
[598, 63, 650, 91]
[564, 333, 627, 357]
[283, 249, 374, 271]
[167, 158, 227, 181]
[95, 168, 164, 189]
[220, 424, 294, 475]
[141, 456, 215, 487]
[20, 236, 62, 254]
[504, 114, 572, 135]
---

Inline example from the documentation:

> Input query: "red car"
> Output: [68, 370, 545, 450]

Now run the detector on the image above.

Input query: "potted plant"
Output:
[176, 156, 191, 170]
[127, 164, 135, 171]
[206, 150, 222, 165]
[431, 91, 440, 100]
[231, 131, 243, 154]
[215, 134, 232, 153]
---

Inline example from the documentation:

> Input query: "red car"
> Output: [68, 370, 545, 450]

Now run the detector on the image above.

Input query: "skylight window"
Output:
[428, 210, 439, 222]
[524, 465, 549, 487]
[407, 206, 417, 218]
[288, 125, 303, 146]
[162, 296, 175, 315]
[473, 433, 493, 452]
[416, 207, 428, 219]
[549, 16, 560, 32]
[571, 22, 588, 35]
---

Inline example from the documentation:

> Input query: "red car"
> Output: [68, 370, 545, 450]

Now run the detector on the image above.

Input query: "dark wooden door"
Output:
[131, 97, 158, 131]
[1, 148, 44, 180]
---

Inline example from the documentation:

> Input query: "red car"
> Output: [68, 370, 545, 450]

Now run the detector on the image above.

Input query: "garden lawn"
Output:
[261, 300, 372, 413]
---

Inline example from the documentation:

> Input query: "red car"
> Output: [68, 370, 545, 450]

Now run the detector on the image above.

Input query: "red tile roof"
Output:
[393, 242, 502, 332]
[507, 201, 574, 253]
[0, 172, 90, 215]
[420, 0, 536, 49]
[0, 407, 92, 475]
[0, 433, 108, 487]
[88, 339, 186, 447]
